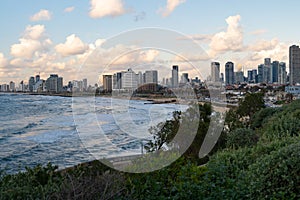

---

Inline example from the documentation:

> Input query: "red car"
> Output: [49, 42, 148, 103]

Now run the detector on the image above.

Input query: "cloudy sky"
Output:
[0, 0, 299, 85]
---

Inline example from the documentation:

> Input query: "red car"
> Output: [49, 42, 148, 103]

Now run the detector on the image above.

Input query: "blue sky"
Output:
[0, 0, 299, 84]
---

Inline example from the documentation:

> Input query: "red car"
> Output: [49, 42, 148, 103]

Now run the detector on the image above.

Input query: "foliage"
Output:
[0, 161, 126, 200]
[247, 141, 300, 199]
[145, 103, 213, 162]
[259, 100, 300, 141]
[250, 107, 280, 129]
[225, 128, 258, 149]
[236, 92, 265, 120]
[0, 163, 62, 200]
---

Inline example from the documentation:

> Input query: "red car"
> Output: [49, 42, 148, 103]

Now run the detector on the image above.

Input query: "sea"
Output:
[0, 93, 187, 174]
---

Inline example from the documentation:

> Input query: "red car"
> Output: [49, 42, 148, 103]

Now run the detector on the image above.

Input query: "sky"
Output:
[0, 0, 300, 85]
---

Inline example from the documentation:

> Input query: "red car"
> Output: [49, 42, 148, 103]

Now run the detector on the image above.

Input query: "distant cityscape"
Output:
[1, 44, 300, 101]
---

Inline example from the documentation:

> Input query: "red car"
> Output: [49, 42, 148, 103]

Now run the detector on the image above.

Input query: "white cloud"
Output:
[0, 53, 8, 68]
[30, 9, 52, 21]
[247, 38, 279, 52]
[89, 0, 127, 18]
[24, 25, 46, 40]
[209, 15, 244, 57]
[55, 34, 89, 56]
[10, 25, 52, 59]
[159, 0, 186, 17]
[11, 39, 43, 58]
[64, 6, 75, 13]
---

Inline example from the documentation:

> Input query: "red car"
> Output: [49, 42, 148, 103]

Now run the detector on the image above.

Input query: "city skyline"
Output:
[1, 1, 300, 84]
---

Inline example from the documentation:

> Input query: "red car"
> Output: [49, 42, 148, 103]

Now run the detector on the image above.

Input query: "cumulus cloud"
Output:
[10, 25, 52, 59]
[24, 25, 46, 40]
[55, 34, 89, 56]
[0, 53, 8, 68]
[64, 6, 75, 13]
[208, 15, 244, 57]
[89, 0, 127, 18]
[159, 0, 186, 17]
[30, 9, 52, 21]
[247, 38, 279, 52]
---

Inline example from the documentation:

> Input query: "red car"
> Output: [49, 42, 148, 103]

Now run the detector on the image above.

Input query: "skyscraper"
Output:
[272, 61, 279, 83]
[289, 45, 300, 85]
[103, 75, 112, 92]
[279, 62, 287, 85]
[144, 70, 158, 84]
[172, 65, 179, 88]
[225, 61, 234, 85]
[211, 62, 220, 82]
[258, 64, 264, 83]
[46, 74, 63, 93]
[28, 77, 35, 92]
[181, 73, 189, 84]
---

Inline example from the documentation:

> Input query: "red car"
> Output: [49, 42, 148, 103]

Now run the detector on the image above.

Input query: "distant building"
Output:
[121, 68, 138, 89]
[35, 75, 40, 83]
[247, 70, 253, 83]
[258, 64, 264, 83]
[225, 62, 234, 85]
[144, 70, 158, 84]
[113, 72, 122, 89]
[285, 85, 300, 95]
[289, 45, 300, 85]
[46, 74, 63, 93]
[83, 78, 88, 91]
[9, 81, 15, 92]
[272, 61, 279, 83]
[234, 71, 244, 84]
[28, 77, 35, 92]
[181, 73, 189, 84]
[103, 75, 112, 92]
[278, 62, 287, 85]
[172, 65, 179, 88]
[211, 62, 220, 82]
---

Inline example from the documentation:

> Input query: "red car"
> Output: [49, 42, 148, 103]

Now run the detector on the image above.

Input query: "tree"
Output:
[236, 92, 265, 121]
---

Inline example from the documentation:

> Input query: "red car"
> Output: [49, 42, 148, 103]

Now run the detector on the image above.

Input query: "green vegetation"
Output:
[1, 93, 300, 199]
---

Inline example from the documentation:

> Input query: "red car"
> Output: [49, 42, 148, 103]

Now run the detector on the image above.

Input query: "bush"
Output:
[226, 128, 258, 149]
[247, 142, 300, 199]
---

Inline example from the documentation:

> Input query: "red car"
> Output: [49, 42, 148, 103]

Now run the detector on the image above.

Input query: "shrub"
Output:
[226, 128, 258, 149]
[247, 142, 300, 199]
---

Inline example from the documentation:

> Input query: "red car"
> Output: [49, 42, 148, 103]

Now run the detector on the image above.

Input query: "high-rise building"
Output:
[258, 64, 264, 83]
[28, 77, 35, 92]
[113, 72, 122, 89]
[121, 68, 138, 89]
[289, 45, 300, 85]
[144, 70, 158, 84]
[46, 74, 63, 93]
[35, 75, 40, 83]
[234, 71, 244, 84]
[9, 81, 15, 92]
[83, 78, 88, 91]
[247, 70, 253, 83]
[225, 62, 234, 85]
[272, 61, 279, 83]
[181, 73, 189, 84]
[278, 62, 287, 85]
[103, 75, 112, 92]
[211, 62, 220, 82]
[172, 65, 179, 88]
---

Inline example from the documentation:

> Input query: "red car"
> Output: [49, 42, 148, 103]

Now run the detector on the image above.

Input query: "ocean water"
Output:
[0, 93, 186, 173]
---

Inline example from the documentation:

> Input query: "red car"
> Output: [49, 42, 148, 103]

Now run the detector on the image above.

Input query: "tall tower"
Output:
[172, 65, 179, 88]
[225, 62, 234, 85]
[289, 45, 300, 85]
[103, 75, 112, 92]
[211, 62, 220, 82]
